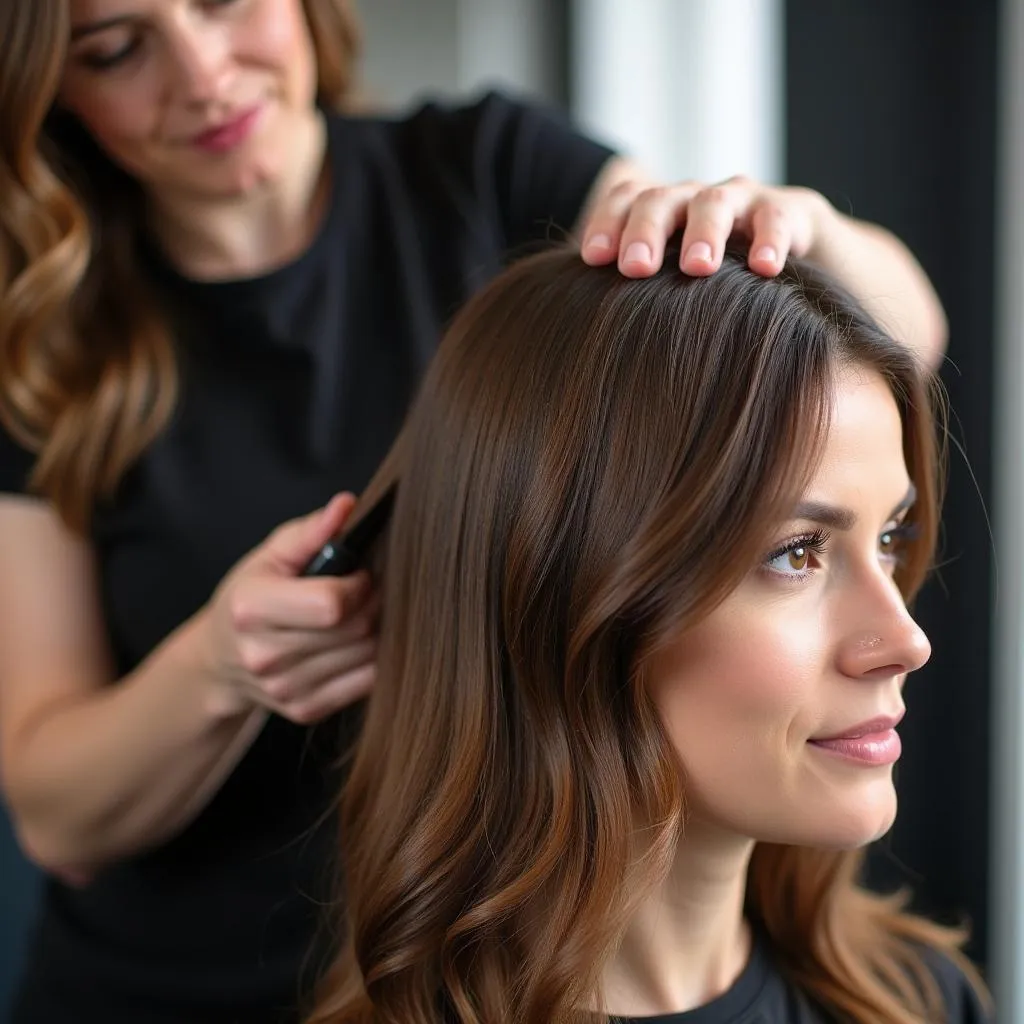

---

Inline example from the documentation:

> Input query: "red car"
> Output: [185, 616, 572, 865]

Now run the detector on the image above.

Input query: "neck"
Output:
[146, 107, 329, 281]
[600, 818, 755, 1017]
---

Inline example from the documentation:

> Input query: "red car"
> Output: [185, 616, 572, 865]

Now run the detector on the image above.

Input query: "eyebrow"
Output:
[70, 16, 132, 42]
[793, 482, 917, 531]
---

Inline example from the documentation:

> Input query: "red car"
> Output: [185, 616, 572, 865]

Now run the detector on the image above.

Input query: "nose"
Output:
[836, 575, 932, 681]
[167, 24, 230, 106]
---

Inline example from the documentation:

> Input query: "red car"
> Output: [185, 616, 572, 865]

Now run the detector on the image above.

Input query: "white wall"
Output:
[356, 0, 460, 105]
[357, 0, 784, 187]
[569, 0, 785, 184]
[357, 0, 560, 109]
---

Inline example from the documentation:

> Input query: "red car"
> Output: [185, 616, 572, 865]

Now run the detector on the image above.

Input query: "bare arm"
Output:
[0, 493, 375, 874]
[0, 498, 266, 874]
[575, 158, 948, 369]
[803, 202, 948, 370]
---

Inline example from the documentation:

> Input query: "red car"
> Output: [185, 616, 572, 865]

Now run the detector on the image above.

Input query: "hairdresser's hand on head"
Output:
[579, 169, 828, 277]
[578, 164, 947, 367]
[197, 494, 378, 726]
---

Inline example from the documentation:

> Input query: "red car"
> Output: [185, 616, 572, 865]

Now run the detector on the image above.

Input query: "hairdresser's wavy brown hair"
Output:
[0, 0, 360, 531]
[306, 247, 987, 1024]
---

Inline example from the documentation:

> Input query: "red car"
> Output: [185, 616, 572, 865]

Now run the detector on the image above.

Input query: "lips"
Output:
[807, 711, 905, 767]
[191, 104, 262, 152]
[811, 710, 905, 743]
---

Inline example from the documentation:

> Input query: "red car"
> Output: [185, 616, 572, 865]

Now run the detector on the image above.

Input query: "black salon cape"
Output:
[0, 90, 614, 1024]
[616, 932, 989, 1023]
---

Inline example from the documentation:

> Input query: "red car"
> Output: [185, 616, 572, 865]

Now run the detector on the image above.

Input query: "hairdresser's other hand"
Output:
[196, 494, 378, 725]
[579, 166, 948, 368]
[579, 170, 835, 278]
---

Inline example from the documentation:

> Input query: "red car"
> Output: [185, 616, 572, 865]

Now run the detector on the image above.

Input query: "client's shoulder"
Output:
[917, 946, 992, 1024]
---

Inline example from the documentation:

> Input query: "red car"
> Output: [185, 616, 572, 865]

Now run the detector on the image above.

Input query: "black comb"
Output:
[302, 485, 396, 576]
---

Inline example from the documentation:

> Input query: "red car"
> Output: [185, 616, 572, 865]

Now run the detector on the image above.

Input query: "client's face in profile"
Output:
[647, 365, 932, 850]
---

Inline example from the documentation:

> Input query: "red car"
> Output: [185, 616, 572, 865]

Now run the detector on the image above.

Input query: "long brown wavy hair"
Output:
[306, 246, 987, 1024]
[0, 0, 360, 531]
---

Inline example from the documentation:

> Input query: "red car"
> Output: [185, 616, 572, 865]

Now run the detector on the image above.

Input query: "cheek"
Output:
[648, 603, 896, 849]
[60, 81, 161, 152]
[249, 0, 317, 94]
[647, 602, 836, 843]
[651, 611, 825, 769]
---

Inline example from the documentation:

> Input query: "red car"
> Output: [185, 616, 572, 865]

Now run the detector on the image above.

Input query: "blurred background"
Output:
[2, 0, 1022, 1018]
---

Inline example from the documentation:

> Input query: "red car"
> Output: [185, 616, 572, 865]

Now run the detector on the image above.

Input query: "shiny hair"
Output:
[306, 246, 987, 1024]
[0, 0, 360, 531]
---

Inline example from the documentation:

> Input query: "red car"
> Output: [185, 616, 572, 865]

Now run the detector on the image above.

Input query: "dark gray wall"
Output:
[1, 812, 39, 1014]
[786, 0, 998, 965]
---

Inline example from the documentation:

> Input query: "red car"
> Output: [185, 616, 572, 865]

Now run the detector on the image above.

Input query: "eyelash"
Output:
[79, 0, 242, 72]
[84, 42, 140, 71]
[761, 521, 922, 581]
[763, 528, 831, 576]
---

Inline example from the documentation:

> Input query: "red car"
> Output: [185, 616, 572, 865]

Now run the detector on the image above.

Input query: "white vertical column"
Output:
[569, 0, 784, 184]
[990, 0, 1024, 1016]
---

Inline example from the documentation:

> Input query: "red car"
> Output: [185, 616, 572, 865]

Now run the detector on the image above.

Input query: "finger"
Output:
[259, 637, 378, 705]
[262, 492, 358, 574]
[281, 662, 377, 725]
[615, 184, 704, 278]
[229, 571, 374, 633]
[579, 179, 652, 265]
[677, 182, 750, 275]
[746, 201, 793, 277]
[236, 602, 379, 678]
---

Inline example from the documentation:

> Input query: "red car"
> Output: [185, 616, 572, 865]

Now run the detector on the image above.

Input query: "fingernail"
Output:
[623, 241, 652, 266]
[755, 245, 778, 263]
[584, 233, 612, 254]
[685, 241, 713, 264]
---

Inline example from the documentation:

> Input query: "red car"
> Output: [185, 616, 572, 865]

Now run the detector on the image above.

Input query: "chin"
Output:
[743, 784, 898, 850]
[809, 793, 898, 850]
[203, 161, 279, 199]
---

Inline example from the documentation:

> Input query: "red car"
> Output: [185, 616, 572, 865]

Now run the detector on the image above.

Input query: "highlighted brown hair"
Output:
[307, 247, 986, 1024]
[0, 0, 360, 531]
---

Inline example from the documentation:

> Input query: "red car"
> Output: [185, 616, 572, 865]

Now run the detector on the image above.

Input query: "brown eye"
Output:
[763, 529, 829, 578]
[878, 521, 921, 565]
[78, 33, 140, 71]
[787, 546, 809, 571]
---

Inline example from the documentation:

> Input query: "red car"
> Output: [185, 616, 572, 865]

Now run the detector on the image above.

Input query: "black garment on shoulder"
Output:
[614, 935, 990, 1024]
[5, 90, 614, 1024]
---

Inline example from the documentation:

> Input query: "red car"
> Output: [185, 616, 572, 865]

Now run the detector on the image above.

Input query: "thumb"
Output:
[261, 493, 358, 573]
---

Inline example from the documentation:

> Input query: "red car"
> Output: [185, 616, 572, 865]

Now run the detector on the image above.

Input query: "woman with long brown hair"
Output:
[308, 246, 989, 1024]
[0, 1, 951, 1022]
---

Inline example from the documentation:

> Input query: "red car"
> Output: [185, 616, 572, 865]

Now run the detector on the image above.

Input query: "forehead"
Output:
[70, 0, 139, 17]
[806, 365, 908, 502]
[67, 0, 187, 27]
[69, 0, 163, 12]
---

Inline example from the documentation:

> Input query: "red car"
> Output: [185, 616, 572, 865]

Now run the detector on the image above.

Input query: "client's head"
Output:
[310, 246, 950, 1024]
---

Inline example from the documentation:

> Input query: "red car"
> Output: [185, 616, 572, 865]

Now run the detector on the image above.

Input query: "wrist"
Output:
[802, 190, 845, 264]
[172, 611, 255, 724]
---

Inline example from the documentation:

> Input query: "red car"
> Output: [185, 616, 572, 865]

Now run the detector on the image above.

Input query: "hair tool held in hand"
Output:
[303, 485, 397, 577]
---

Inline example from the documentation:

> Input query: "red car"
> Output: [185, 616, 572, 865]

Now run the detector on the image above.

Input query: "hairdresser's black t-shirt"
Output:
[616, 933, 990, 1024]
[0, 91, 615, 1024]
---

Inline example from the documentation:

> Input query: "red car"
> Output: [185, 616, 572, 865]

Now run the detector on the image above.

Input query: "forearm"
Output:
[809, 203, 948, 370]
[5, 615, 266, 871]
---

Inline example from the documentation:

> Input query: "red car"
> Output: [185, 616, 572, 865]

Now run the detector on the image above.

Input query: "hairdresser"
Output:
[0, 1, 947, 1022]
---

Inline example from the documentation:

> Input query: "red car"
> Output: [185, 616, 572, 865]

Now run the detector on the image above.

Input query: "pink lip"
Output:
[808, 712, 905, 766]
[192, 104, 262, 153]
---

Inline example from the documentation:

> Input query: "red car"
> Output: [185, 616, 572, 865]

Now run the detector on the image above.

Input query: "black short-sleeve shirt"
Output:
[6, 90, 615, 1024]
